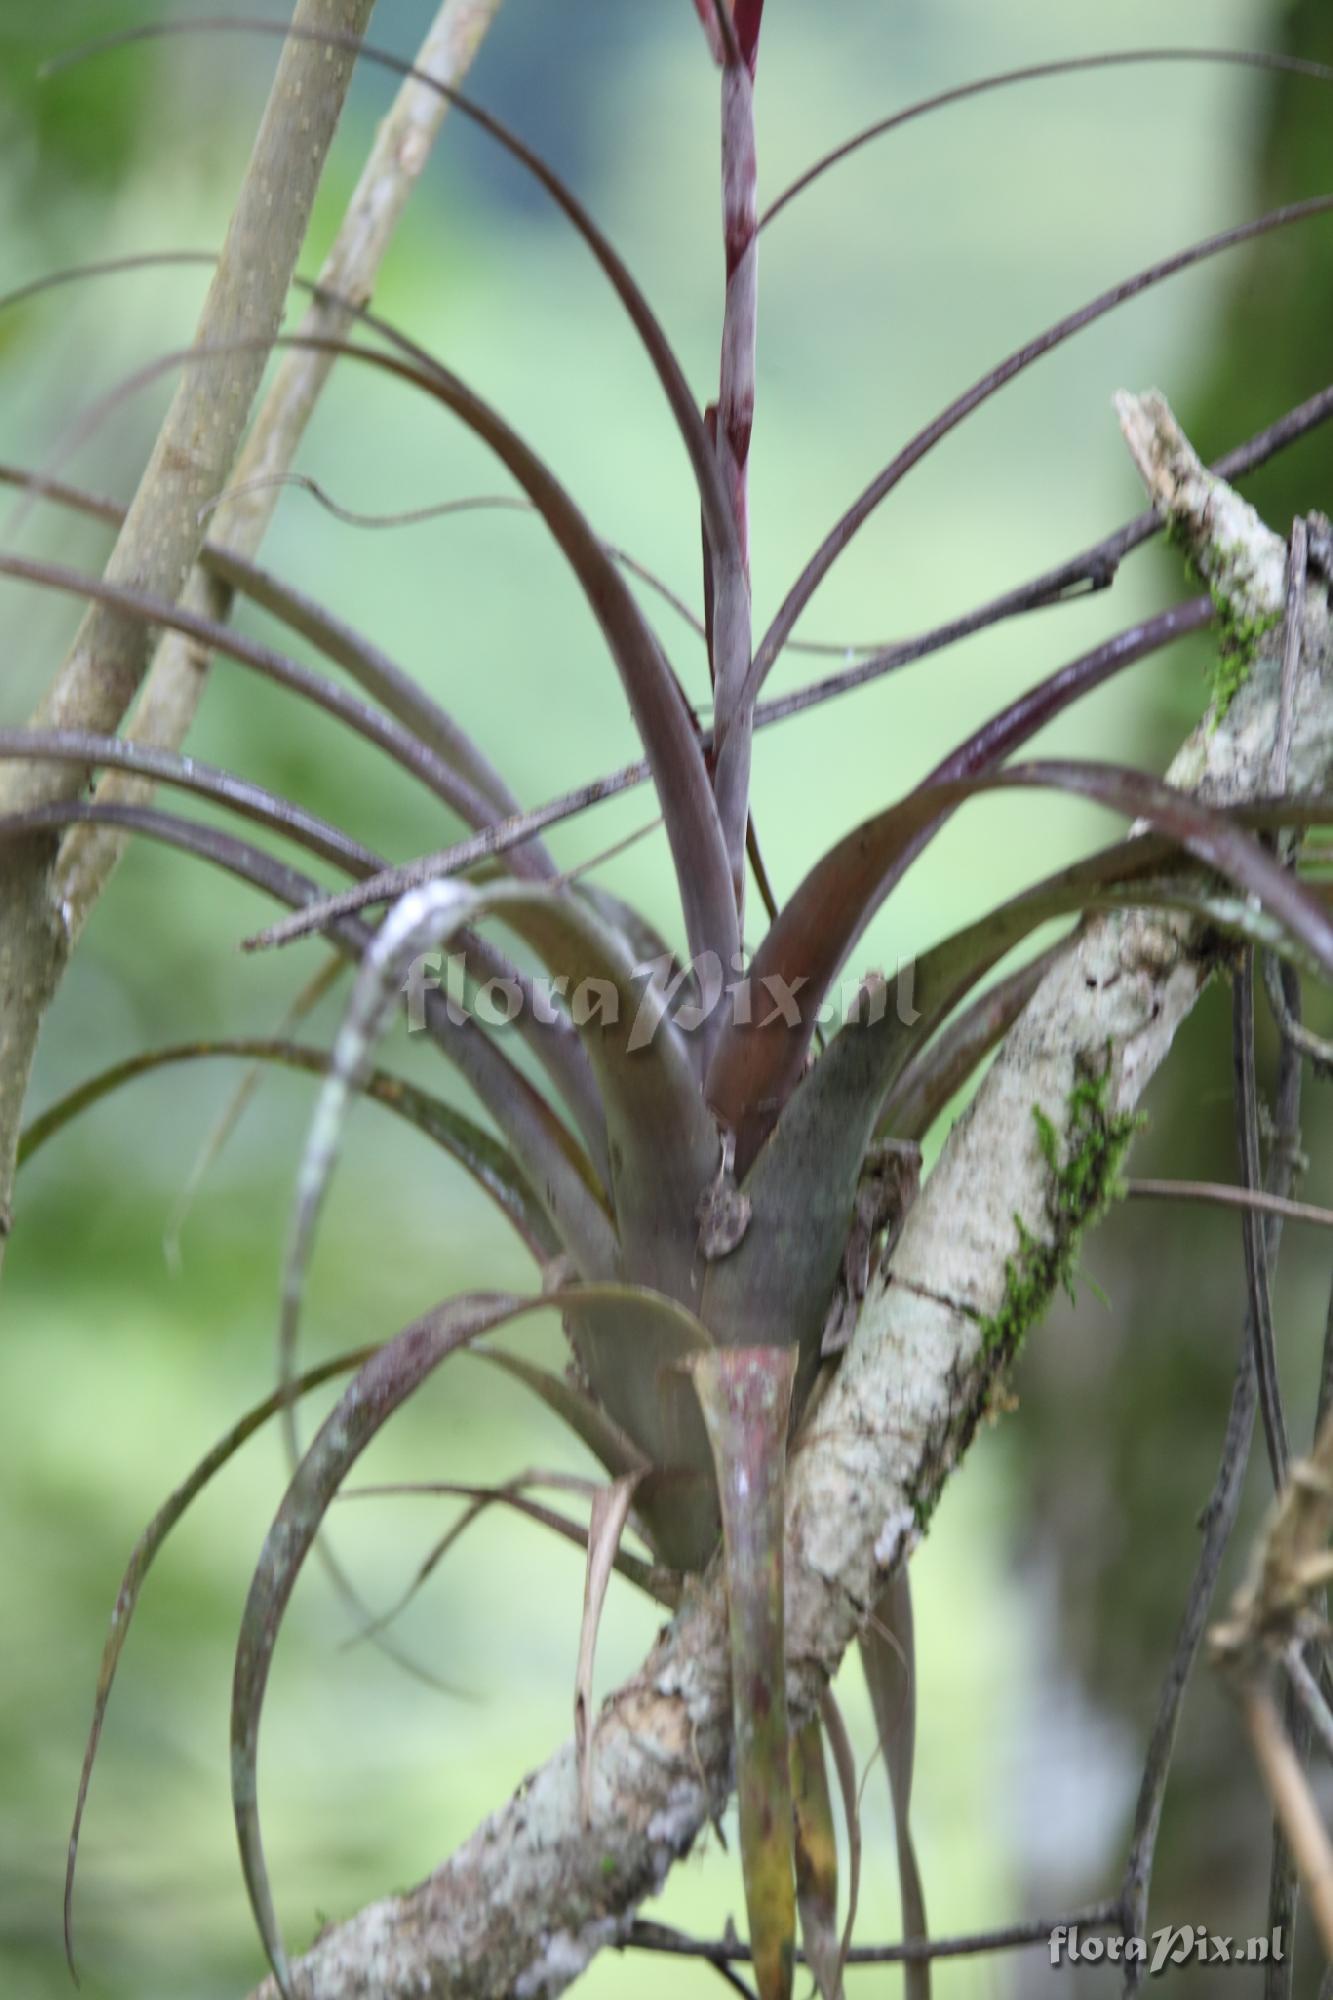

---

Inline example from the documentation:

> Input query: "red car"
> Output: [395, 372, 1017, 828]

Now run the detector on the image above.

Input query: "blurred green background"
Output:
[2, 2, 1331, 1995]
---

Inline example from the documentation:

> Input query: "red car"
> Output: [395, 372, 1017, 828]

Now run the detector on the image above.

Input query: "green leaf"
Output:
[791, 1717, 841, 2000]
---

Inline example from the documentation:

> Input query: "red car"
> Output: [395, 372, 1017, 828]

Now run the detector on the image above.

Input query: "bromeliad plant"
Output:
[7, 7, 1333, 1998]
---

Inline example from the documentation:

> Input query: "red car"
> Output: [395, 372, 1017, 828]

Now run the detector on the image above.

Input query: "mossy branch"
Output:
[979, 1051, 1141, 1368]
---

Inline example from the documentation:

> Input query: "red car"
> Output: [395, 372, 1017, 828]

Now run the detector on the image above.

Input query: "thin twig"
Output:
[1120, 999, 1304, 1989]
[1234, 955, 1291, 1488]
[1262, 950, 1333, 1077]
[1285, 1646, 1333, 1767]
[1245, 1687, 1333, 1961]
[625, 1902, 1123, 1967]
[1274, 517, 1308, 792]
[1125, 1180, 1333, 1231]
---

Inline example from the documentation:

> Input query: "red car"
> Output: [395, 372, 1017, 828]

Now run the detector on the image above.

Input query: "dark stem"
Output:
[1119, 991, 1304, 1990]
[626, 1901, 1124, 1967]
[1233, 954, 1290, 1488]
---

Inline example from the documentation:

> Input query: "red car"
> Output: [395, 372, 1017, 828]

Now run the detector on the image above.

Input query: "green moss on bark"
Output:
[980, 1050, 1141, 1362]
[1163, 513, 1280, 720]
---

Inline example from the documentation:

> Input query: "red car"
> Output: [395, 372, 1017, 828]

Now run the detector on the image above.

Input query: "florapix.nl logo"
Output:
[402, 948, 922, 1048]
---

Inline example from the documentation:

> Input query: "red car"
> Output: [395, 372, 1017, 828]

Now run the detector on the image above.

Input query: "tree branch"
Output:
[240, 395, 1333, 1998]
[53, 0, 503, 943]
[0, 0, 378, 1256]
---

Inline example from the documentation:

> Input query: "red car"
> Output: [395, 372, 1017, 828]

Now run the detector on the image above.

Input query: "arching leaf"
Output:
[0, 726, 378, 875]
[14, 208, 739, 973]
[0, 447, 549, 866]
[64, 1343, 379, 1978]
[230, 1282, 712, 1996]
[881, 941, 1070, 1142]
[470, 1348, 648, 1479]
[0, 797, 616, 1275]
[708, 599, 1207, 1164]
[0, 551, 511, 833]
[42, 18, 739, 577]
[861, 1571, 930, 2000]
[338, 1472, 674, 1611]
[710, 758, 1333, 1169]
[19, 1036, 557, 1262]
[760, 50, 1333, 233]
[278, 876, 716, 1450]
[749, 192, 1333, 689]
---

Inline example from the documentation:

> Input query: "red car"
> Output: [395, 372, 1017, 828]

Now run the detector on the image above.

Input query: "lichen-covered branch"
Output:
[54, 0, 503, 943]
[241, 396, 1331, 1999]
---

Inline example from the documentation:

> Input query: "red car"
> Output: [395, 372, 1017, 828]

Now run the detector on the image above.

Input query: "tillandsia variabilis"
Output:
[5, 9, 1333, 2000]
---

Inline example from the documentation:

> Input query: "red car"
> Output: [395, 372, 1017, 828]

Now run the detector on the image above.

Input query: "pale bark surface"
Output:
[55, 0, 502, 941]
[0, 0, 504, 1269]
[243, 398, 1333, 1998]
[0, 0, 376, 1254]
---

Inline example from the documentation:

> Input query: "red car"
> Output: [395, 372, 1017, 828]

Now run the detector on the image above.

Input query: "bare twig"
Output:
[1263, 950, 1333, 1078]
[1244, 1687, 1333, 1960]
[1234, 955, 1290, 1487]
[1125, 1180, 1333, 1231]
[1284, 1645, 1333, 1767]
[624, 1903, 1123, 1968]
